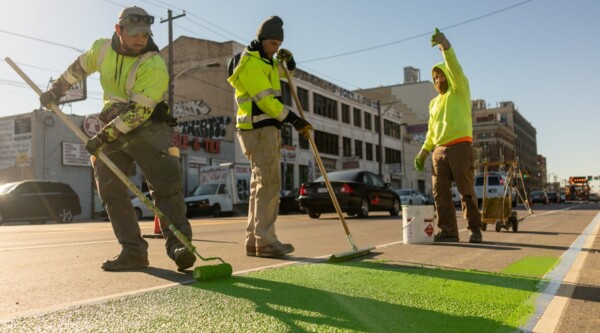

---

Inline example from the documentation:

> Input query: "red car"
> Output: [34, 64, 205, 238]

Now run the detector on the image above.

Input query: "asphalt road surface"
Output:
[0, 203, 598, 332]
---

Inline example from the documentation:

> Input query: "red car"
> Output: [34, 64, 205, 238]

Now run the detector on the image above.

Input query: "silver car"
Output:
[131, 192, 154, 221]
[394, 189, 425, 205]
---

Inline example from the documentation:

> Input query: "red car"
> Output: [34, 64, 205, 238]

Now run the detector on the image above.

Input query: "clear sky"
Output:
[0, 0, 597, 183]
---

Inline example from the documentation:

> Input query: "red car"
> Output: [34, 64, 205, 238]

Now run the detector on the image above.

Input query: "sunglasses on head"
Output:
[123, 14, 154, 25]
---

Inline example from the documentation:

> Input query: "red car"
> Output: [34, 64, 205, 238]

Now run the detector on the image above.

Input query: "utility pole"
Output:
[160, 9, 186, 112]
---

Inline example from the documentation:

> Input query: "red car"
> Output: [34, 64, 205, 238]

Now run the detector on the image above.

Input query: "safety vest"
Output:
[60, 38, 168, 135]
[227, 49, 288, 130]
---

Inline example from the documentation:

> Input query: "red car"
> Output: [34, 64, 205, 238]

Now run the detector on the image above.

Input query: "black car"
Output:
[299, 170, 400, 219]
[546, 191, 559, 204]
[0, 180, 82, 225]
[529, 190, 548, 205]
[279, 188, 303, 215]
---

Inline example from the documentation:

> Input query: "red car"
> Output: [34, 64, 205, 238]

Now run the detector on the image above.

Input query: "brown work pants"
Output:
[431, 142, 482, 235]
[237, 126, 282, 247]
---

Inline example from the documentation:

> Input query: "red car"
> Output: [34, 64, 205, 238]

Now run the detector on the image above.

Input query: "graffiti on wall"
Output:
[173, 100, 211, 118]
[170, 98, 232, 154]
[178, 116, 231, 140]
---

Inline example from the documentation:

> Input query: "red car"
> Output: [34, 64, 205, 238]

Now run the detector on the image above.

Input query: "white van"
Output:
[474, 173, 517, 207]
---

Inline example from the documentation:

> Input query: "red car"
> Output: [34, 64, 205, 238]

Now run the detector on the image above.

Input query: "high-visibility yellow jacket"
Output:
[59, 36, 168, 140]
[227, 47, 290, 130]
[422, 47, 472, 152]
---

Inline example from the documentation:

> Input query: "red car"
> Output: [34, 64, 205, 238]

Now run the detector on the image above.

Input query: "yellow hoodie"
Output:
[422, 47, 472, 152]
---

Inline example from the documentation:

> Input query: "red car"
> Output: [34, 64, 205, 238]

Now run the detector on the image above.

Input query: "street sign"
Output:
[58, 78, 87, 104]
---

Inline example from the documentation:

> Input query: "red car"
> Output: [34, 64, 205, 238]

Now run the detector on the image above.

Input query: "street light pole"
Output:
[377, 102, 383, 177]
[400, 122, 408, 188]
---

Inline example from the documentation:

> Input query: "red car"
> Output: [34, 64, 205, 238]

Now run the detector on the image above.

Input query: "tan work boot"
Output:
[256, 241, 294, 258]
[102, 252, 149, 270]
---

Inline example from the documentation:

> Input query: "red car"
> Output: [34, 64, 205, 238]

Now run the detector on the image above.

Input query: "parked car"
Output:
[279, 188, 303, 215]
[299, 170, 400, 219]
[559, 191, 566, 203]
[451, 186, 461, 207]
[529, 190, 549, 205]
[474, 172, 517, 207]
[546, 191, 559, 204]
[394, 189, 425, 205]
[421, 193, 434, 205]
[589, 193, 599, 203]
[131, 192, 155, 220]
[185, 183, 232, 218]
[0, 180, 81, 225]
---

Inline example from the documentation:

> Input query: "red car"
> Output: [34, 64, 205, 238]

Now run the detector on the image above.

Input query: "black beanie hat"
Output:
[256, 16, 284, 41]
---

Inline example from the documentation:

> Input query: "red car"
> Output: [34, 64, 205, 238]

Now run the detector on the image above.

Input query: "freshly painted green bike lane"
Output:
[0, 256, 558, 332]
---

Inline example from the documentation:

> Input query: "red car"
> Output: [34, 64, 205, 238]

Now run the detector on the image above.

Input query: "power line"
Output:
[0, 29, 85, 53]
[299, 0, 534, 64]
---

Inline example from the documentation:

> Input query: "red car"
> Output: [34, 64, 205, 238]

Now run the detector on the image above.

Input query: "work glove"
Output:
[85, 131, 109, 156]
[414, 149, 430, 172]
[285, 111, 313, 139]
[292, 117, 312, 139]
[430, 28, 450, 50]
[277, 48, 296, 70]
[86, 121, 121, 156]
[39, 90, 60, 110]
[39, 76, 70, 110]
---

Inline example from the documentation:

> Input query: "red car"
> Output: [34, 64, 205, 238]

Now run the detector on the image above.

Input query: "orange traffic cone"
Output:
[142, 215, 164, 239]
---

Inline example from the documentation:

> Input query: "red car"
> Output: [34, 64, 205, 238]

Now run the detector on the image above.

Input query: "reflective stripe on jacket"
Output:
[61, 38, 168, 135]
[227, 48, 289, 130]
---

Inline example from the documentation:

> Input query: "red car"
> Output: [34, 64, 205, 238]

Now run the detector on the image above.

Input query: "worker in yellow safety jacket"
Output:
[227, 16, 312, 258]
[414, 28, 483, 244]
[40, 6, 196, 272]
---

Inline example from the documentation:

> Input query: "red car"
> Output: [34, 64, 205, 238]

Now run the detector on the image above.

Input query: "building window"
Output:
[297, 86, 309, 111]
[281, 161, 294, 192]
[384, 119, 401, 139]
[314, 130, 339, 155]
[343, 137, 352, 157]
[366, 142, 373, 161]
[353, 107, 362, 128]
[364, 111, 372, 130]
[313, 93, 338, 120]
[280, 80, 292, 107]
[299, 164, 310, 183]
[281, 124, 293, 146]
[355, 140, 363, 159]
[316, 157, 338, 178]
[385, 147, 402, 164]
[341, 104, 350, 124]
[299, 135, 309, 150]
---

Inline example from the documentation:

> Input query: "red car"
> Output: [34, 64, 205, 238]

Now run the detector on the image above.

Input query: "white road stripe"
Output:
[523, 211, 600, 332]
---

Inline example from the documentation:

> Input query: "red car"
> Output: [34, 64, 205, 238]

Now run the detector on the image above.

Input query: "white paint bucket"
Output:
[402, 205, 435, 244]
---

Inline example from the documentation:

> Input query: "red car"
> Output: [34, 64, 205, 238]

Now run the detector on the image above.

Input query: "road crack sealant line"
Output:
[521, 211, 600, 332]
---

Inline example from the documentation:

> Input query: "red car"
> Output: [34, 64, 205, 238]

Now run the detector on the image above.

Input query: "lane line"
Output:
[522, 211, 600, 332]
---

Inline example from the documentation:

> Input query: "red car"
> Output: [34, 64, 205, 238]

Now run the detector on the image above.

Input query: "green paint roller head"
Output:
[193, 263, 233, 281]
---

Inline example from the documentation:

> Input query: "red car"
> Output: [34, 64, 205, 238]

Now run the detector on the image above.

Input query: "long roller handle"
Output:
[281, 63, 357, 250]
[4, 57, 197, 248]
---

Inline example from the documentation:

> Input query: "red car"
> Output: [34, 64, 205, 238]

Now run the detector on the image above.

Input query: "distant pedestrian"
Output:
[227, 16, 312, 257]
[414, 28, 483, 243]
[39, 6, 196, 271]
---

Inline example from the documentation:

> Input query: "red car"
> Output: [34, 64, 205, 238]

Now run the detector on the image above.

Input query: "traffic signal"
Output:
[523, 171, 528, 180]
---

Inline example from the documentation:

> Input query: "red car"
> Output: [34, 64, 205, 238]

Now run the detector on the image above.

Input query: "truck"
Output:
[184, 163, 251, 217]
[565, 176, 590, 202]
